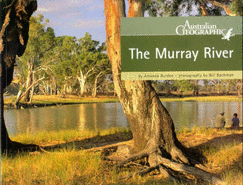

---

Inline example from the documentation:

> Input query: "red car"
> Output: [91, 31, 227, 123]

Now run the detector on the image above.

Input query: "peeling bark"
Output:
[104, 0, 189, 161]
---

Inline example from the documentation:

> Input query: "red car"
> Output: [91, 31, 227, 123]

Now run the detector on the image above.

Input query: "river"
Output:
[4, 101, 242, 136]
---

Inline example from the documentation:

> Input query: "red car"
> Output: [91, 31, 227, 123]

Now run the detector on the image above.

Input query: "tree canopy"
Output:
[14, 14, 111, 103]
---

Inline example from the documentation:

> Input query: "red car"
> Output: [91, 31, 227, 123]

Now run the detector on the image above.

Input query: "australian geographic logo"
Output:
[176, 20, 235, 41]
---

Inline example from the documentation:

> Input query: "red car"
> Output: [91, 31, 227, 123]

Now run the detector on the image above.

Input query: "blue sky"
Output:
[35, 0, 106, 43]
[34, 1, 200, 44]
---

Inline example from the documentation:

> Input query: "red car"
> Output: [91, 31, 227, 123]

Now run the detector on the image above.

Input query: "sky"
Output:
[35, 0, 107, 43]
[34, 1, 200, 44]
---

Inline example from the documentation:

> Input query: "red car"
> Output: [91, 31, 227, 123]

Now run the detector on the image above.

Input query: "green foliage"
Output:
[174, 80, 193, 93]
[16, 14, 111, 97]
[17, 14, 55, 80]
[49, 32, 110, 95]
[230, 0, 242, 15]
[145, 0, 194, 17]
[49, 35, 78, 87]
[145, 0, 163, 17]
[144, 0, 242, 17]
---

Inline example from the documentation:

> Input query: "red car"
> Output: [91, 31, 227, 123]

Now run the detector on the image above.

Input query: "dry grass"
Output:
[11, 127, 131, 146]
[2, 128, 242, 185]
[178, 127, 242, 185]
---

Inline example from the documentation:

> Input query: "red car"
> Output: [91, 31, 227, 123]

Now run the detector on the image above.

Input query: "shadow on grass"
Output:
[189, 132, 242, 178]
[213, 152, 243, 181]
[2, 141, 44, 156]
[191, 133, 242, 152]
[42, 131, 133, 151]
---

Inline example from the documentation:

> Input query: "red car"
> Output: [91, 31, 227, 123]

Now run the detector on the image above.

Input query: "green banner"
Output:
[121, 17, 242, 80]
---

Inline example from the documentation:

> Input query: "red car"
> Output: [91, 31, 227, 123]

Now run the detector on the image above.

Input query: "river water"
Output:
[4, 101, 242, 136]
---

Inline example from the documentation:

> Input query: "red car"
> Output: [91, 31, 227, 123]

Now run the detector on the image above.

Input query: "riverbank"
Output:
[4, 94, 242, 109]
[2, 127, 242, 184]
[3, 95, 120, 109]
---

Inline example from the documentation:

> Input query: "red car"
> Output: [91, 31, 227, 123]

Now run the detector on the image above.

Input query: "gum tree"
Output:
[14, 14, 55, 106]
[103, 0, 239, 183]
[0, 0, 39, 152]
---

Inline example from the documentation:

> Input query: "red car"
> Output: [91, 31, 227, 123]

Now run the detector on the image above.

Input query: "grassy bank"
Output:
[4, 95, 242, 109]
[160, 96, 242, 102]
[2, 127, 242, 185]
[10, 127, 132, 146]
[4, 95, 120, 109]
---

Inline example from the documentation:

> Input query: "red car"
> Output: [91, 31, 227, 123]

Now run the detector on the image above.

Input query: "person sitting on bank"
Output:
[230, 113, 240, 128]
[215, 112, 226, 128]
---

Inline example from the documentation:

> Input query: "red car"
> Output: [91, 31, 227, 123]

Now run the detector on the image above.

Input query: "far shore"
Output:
[3, 94, 242, 109]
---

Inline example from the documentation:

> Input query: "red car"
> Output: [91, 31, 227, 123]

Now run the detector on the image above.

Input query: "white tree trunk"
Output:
[77, 70, 87, 96]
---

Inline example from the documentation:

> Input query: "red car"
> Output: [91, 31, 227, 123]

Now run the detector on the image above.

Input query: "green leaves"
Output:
[16, 14, 111, 96]
[230, 0, 242, 15]
[174, 80, 194, 93]
[144, 0, 242, 17]
[17, 14, 55, 79]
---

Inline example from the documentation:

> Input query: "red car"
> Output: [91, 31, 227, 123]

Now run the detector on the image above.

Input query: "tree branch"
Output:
[209, 0, 236, 16]
[199, 0, 210, 16]
[14, 76, 45, 105]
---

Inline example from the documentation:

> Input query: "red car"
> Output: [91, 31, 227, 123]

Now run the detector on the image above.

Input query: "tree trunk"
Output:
[92, 72, 103, 97]
[235, 80, 242, 97]
[193, 80, 199, 96]
[104, 0, 189, 159]
[28, 83, 34, 104]
[103, 1, 224, 183]
[28, 71, 36, 104]
[13, 76, 44, 108]
[23, 62, 34, 102]
[62, 84, 67, 98]
[79, 80, 86, 96]
[92, 76, 98, 97]
[52, 77, 57, 95]
[77, 71, 87, 96]
[1, 80, 11, 152]
[13, 89, 23, 109]
[0, 0, 37, 152]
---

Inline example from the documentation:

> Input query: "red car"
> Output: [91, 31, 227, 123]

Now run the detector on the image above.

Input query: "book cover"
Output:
[1, 0, 242, 184]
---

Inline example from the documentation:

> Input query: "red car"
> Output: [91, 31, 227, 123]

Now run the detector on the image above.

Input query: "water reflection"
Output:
[165, 101, 242, 129]
[4, 101, 242, 136]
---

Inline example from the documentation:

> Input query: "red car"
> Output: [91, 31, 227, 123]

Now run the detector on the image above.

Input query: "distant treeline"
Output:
[4, 14, 242, 105]
[152, 80, 242, 97]
[8, 14, 112, 106]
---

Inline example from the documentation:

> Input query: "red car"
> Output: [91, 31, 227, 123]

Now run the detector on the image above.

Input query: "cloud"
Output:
[34, 0, 106, 42]
[36, 0, 103, 13]
[70, 19, 104, 29]
[37, 7, 57, 13]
